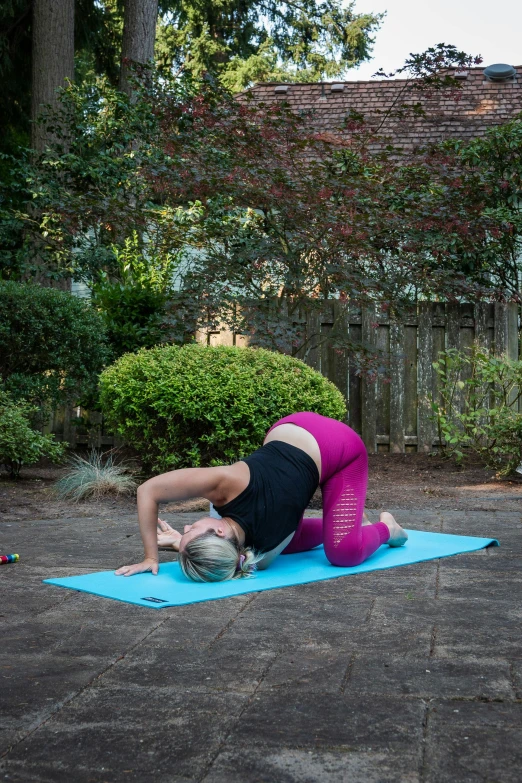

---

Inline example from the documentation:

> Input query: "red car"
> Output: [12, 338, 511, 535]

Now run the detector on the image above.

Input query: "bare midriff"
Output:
[212, 423, 321, 507]
[263, 423, 321, 479]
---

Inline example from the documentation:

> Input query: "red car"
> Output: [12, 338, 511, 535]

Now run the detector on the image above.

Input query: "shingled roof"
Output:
[245, 66, 522, 151]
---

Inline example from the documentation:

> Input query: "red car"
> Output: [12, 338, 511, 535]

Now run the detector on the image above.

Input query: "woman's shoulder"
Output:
[208, 461, 251, 507]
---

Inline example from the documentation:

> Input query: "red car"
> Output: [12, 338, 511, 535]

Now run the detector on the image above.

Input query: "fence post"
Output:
[494, 303, 508, 355]
[506, 302, 519, 361]
[474, 302, 489, 349]
[361, 305, 377, 453]
[417, 302, 434, 452]
[332, 300, 350, 422]
[306, 308, 321, 371]
[62, 406, 77, 448]
[446, 303, 461, 352]
[389, 318, 405, 452]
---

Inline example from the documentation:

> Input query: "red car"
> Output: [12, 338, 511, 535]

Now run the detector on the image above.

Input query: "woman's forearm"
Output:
[137, 485, 160, 561]
[135, 467, 224, 561]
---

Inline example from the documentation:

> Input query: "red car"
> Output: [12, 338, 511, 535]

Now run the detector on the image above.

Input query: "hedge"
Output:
[99, 344, 347, 473]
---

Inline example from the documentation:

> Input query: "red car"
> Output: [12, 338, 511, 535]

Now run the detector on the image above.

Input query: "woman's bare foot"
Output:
[380, 511, 408, 547]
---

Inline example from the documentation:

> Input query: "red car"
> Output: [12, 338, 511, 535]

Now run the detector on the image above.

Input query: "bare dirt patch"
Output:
[1, 453, 521, 524]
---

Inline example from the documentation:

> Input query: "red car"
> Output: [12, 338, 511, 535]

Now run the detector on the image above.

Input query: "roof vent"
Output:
[274, 85, 289, 94]
[483, 63, 516, 82]
[330, 83, 345, 93]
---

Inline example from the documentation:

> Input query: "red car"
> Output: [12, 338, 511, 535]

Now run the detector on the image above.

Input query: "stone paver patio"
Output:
[1, 507, 521, 782]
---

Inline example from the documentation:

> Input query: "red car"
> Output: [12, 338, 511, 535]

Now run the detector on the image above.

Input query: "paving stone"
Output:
[1, 653, 107, 725]
[0, 758, 196, 783]
[508, 660, 522, 699]
[1, 508, 520, 781]
[433, 599, 522, 659]
[437, 563, 522, 602]
[348, 656, 514, 700]
[105, 635, 276, 693]
[0, 580, 79, 621]
[228, 691, 425, 751]
[217, 585, 375, 650]
[351, 597, 437, 657]
[258, 643, 352, 693]
[424, 701, 522, 783]
[5, 686, 245, 782]
[435, 548, 517, 572]
[204, 747, 420, 783]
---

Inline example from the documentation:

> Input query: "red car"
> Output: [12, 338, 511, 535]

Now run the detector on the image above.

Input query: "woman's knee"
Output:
[324, 544, 365, 568]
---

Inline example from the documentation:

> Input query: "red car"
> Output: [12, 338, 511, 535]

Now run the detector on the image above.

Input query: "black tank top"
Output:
[214, 441, 319, 553]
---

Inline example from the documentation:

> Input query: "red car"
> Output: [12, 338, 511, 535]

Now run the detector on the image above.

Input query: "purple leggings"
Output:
[267, 412, 390, 566]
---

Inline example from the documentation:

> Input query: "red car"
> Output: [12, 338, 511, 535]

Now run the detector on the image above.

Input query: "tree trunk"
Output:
[31, 0, 74, 152]
[119, 0, 158, 98]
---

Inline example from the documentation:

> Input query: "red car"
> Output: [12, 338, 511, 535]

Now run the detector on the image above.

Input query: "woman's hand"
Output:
[157, 518, 182, 551]
[115, 557, 159, 577]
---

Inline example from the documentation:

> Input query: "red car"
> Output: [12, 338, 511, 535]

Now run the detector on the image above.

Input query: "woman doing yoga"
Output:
[115, 412, 408, 582]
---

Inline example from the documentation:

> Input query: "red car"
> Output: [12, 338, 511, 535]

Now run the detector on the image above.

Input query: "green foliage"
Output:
[91, 232, 180, 358]
[156, 0, 382, 89]
[0, 0, 379, 163]
[0, 391, 66, 478]
[92, 283, 168, 359]
[54, 449, 137, 501]
[0, 76, 197, 290]
[431, 347, 522, 477]
[4, 51, 520, 369]
[445, 117, 522, 289]
[0, 281, 108, 409]
[99, 344, 347, 473]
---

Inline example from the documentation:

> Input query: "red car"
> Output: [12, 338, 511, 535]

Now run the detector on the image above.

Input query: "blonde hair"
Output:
[179, 530, 259, 582]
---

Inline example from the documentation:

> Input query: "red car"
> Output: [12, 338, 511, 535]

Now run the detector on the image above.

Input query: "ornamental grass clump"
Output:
[54, 450, 138, 501]
[99, 344, 347, 474]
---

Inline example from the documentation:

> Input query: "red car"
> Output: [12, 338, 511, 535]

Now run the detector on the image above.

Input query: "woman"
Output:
[115, 412, 407, 582]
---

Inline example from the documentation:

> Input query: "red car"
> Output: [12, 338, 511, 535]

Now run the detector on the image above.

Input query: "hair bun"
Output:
[236, 548, 257, 578]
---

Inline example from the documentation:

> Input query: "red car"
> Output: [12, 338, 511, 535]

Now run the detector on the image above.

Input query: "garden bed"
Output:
[1, 453, 521, 525]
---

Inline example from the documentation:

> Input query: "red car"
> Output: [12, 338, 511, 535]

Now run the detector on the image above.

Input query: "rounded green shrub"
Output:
[99, 344, 347, 473]
[0, 281, 108, 409]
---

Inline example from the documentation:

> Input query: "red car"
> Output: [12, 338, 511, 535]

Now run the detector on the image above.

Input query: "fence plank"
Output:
[320, 322, 333, 382]
[332, 301, 349, 418]
[494, 303, 508, 355]
[306, 309, 321, 370]
[403, 324, 418, 442]
[50, 300, 520, 452]
[361, 306, 377, 453]
[348, 323, 362, 434]
[506, 302, 520, 410]
[474, 302, 489, 349]
[446, 303, 461, 352]
[375, 323, 390, 444]
[389, 319, 405, 452]
[417, 302, 434, 452]
[432, 321, 445, 440]
[507, 302, 519, 361]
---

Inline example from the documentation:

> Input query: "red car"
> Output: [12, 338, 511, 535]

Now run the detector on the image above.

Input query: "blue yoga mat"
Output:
[43, 529, 498, 609]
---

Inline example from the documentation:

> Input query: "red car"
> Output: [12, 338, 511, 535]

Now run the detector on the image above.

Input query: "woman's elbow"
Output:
[137, 480, 156, 503]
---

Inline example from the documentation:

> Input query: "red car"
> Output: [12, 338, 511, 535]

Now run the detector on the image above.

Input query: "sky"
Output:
[350, 0, 522, 80]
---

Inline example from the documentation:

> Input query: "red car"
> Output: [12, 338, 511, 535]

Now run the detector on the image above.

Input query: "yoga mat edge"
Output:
[43, 529, 499, 609]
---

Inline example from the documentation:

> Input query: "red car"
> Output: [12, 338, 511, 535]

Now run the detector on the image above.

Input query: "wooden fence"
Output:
[50, 301, 520, 454]
[198, 301, 521, 453]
